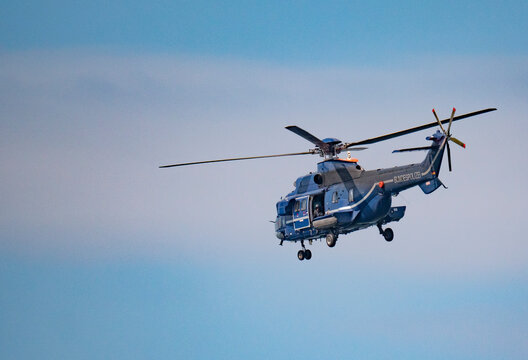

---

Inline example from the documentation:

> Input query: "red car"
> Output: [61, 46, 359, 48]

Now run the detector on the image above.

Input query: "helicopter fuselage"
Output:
[160, 107, 496, 260]
[274, 134, 447, 243]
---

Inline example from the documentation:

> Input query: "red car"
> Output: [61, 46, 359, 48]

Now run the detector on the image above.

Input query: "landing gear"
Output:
[326, 233, 337, 248]
[297, 250, 305, 261]
[297, 240, 313, 261]
[377, 223, 394, 242]
[383, 228, 394, 242]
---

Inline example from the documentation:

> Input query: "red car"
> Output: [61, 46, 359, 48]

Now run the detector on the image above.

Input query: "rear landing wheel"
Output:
[297, 250, 305, 261]
[326, 233, 337, 248]
[304, 249, 312, 260]
[383, 228, 394, 242]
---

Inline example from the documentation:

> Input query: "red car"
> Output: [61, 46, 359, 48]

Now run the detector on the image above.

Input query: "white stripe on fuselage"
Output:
[327, 182, 379, 214]
[326, 137, 446, 215]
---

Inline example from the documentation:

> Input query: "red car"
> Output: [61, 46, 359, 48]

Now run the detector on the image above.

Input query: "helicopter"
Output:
[161, 107, 496, 261]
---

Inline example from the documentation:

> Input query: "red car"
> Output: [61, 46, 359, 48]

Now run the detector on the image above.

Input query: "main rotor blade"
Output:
[343, 108, 496, 148]
[449, 136, 466, 148]
[447, 107, 456, 135]
[159, 151, 313, 168]
[432, 108, 447, 134]
[285, 126, 331, 153]
[344, 147, 368, 151]
[447, 141, 452, 172]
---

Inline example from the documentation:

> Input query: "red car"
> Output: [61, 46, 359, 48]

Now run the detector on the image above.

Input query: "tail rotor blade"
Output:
[450, 137, 466, 148]
[446, 141, 452, 172]
[447, 107, 456, 135]
[432, 108, 447, 134]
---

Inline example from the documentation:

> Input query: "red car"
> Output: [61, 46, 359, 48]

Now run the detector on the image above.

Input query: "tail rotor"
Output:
[432, 108, 466, 172]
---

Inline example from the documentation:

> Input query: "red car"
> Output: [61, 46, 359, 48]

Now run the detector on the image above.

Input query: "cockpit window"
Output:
[294, 201, 300, 212]
[300, 198, 307, 211]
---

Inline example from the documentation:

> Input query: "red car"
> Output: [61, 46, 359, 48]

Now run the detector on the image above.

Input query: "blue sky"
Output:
[1, 1, 528, 359]
[2, 1, 527, 63]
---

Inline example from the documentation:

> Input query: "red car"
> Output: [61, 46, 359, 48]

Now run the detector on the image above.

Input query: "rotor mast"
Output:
[285, 126, 365, 160]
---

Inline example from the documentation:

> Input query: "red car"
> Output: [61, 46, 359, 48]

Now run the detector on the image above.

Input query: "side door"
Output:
[293, 196, 310, 230]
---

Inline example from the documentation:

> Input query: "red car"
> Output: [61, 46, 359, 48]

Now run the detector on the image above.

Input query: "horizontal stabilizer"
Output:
[419, 178, 443, 194]
[393, 146, 433, 153]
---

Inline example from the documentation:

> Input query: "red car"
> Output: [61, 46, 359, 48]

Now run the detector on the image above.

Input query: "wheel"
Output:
[297, 250, 305, 261]
[326, 233, 337, 248]
[304, 249, 312, 260]
[383, 228, 394, 242]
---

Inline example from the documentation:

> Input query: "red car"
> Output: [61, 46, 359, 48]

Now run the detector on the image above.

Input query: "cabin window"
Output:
[332, 191, 338, 203]
[300, 198, 307, 211]
[349, 189, 354, 203]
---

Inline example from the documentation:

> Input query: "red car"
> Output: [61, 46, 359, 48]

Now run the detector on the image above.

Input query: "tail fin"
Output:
[419, 131, 447, 194]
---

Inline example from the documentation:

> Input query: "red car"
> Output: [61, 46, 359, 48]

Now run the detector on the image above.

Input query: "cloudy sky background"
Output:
[1, 1, 528, 359]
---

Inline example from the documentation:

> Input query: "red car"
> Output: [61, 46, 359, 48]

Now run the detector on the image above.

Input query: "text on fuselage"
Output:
[394, 171, 422, 183]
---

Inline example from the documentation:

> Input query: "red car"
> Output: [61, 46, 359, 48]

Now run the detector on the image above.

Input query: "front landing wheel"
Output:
[383, 228, 394, 242]
[304, 249, 312, 260]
